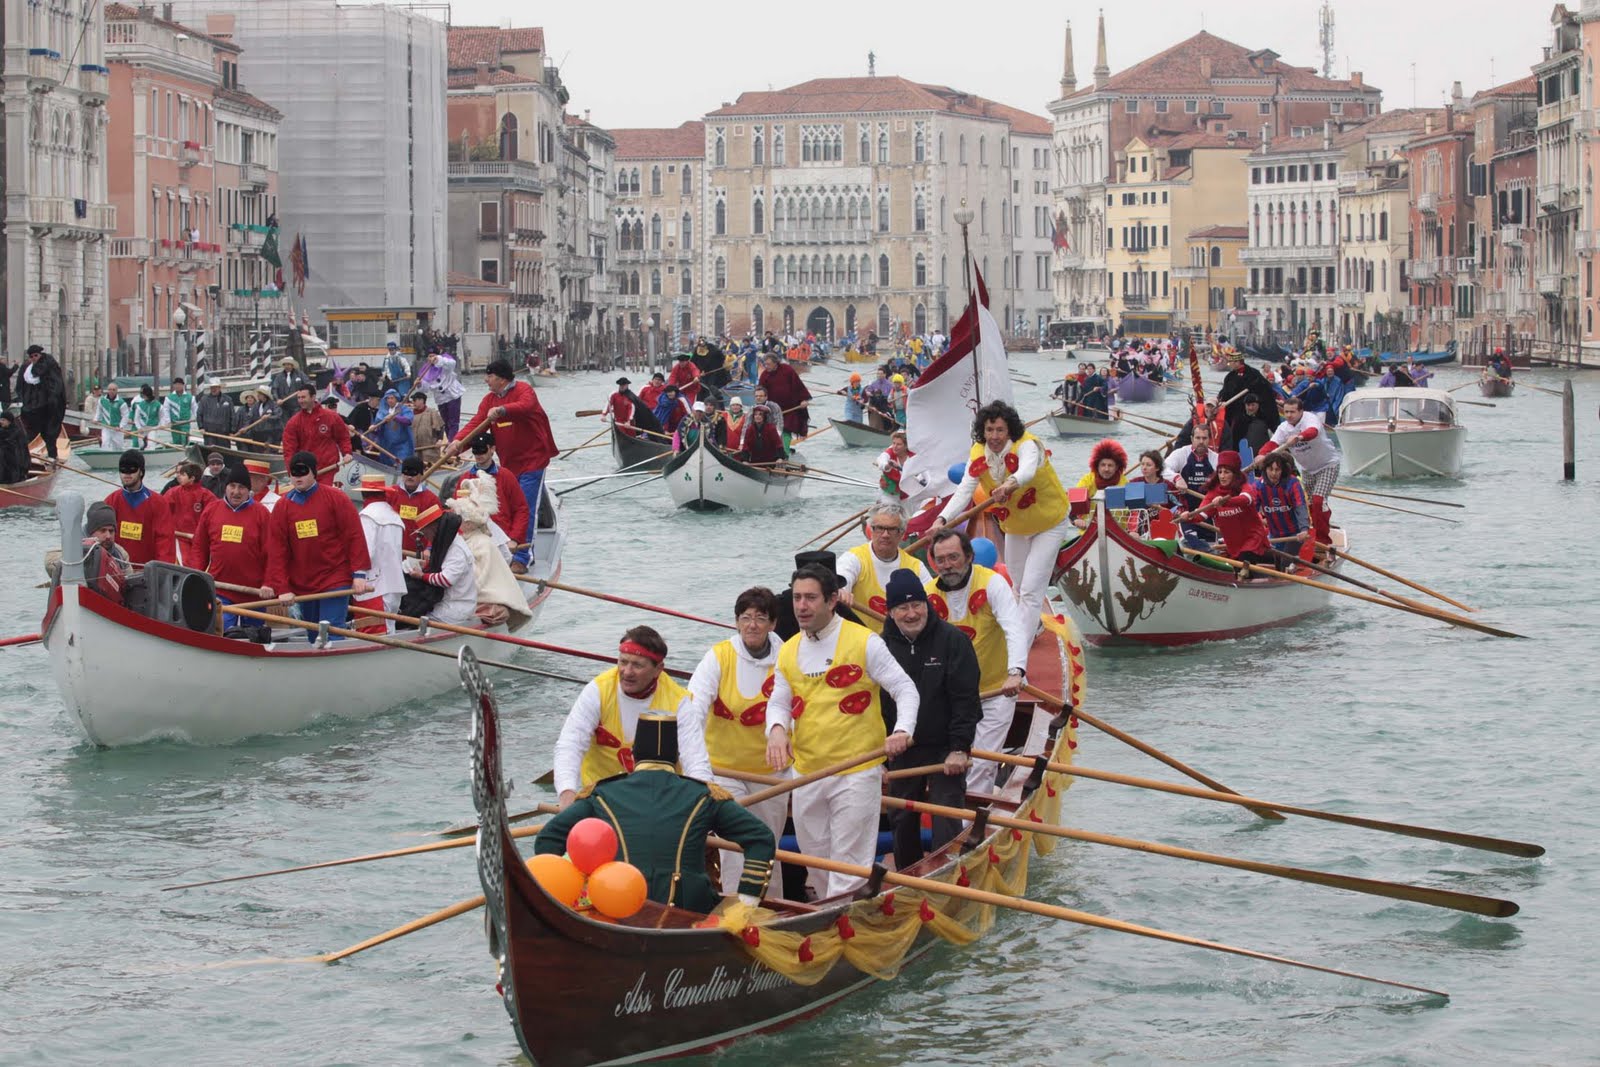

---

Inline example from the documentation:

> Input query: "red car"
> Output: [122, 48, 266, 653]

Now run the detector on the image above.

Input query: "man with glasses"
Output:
[678, 586, 790, 896]
[835, 501, 930, 633]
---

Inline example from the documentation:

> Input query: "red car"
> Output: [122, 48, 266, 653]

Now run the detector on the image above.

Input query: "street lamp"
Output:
[171, 305, 189, 388]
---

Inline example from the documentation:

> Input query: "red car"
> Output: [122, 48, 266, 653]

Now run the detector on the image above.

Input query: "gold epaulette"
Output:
[576, 784, 595, 799]
[706, 782, 734, 802]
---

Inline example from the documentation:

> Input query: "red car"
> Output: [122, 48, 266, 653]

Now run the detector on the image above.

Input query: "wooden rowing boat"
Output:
[1051, 500, 1345, 646]
[663, 435, 806, 512]
[2, 437, 68, 508]
[1478, 376, 1514, 398]
[40, 488, 567, 747]
[77, 443, 186, 471]
[827, 417, 893, 449]
[1108, 374, 1159, 404]
[1334, 388, 1466, 479]
[1047, 411, 1120, 438]
[610, 422, 672, 472]
[466, 622, 1080, 1065]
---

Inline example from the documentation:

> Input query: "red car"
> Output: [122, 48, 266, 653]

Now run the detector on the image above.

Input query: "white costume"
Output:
[358, 499, 407, 626]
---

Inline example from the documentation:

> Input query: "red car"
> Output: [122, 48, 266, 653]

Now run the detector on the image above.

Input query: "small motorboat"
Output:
[1334, 387, 1466, 479]
[78, 443, 186, 471]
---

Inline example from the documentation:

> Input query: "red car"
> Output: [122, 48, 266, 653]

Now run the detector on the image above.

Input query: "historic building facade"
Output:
[1533, 7, 1582, 357]
[610, 122, 703, 350]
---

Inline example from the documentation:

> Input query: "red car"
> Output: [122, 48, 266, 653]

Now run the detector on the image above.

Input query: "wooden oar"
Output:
[591, 470, 667, 500]
[554, 446, 669, 497]
[1326, 545, 1478, 614]
[0, 632, 42, 648]
[1328, 491, 1462, 525]
[798, 505, 870, 550]
[904, 498, 992, 555]
[1445, 380, 1478, 394]
[972, 749, 1544, 858]
[524, 578, 735, 630]
[787, 421, 836, 447]
[738, 746, 887, 806]
[317, 895, 488, 963]
[556, 424, 611, 460]
[225, 587, 357, 612]
[39, 457, 123, 490]
[879, 794, 1516, 917]
[1335, 485, 1465, 509]
[1179, 547, 1520, 638]
[748, 844, 1446, 996]
[423, 416, 486, 480]
[574, 408, 605, 417]
[1010, 683, 1285, 821]
[1455, 399, 1496, 408]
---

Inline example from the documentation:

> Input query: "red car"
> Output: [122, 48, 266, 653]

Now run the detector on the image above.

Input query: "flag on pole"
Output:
[1051, 210, 1071, 252]
[288, 233, 307, 297]
[897, 267, 1014, 505]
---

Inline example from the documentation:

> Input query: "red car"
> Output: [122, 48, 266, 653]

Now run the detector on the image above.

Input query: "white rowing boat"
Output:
[1051, 500, 1344, 646]
[828, 416, 894, 449]
[1333, 387, 1466, 479]
[1047, 411, 1120, 438]
[76, 444, 186, 471]
[662, 435, 806, 512]
[41, 488, 567, 747]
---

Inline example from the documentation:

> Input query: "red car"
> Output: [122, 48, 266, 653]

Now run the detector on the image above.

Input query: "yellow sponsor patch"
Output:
[294, 518, 319, 539]
[220, 524, 244, 543]
[119, 520, 143, 541]
[399, 505, 417, 520]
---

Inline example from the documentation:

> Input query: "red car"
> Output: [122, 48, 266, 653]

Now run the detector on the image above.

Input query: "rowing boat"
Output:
[662, 435, 806, 512]
[1051, 500, 1345, 646]
[1334, 388, 1466, 479]
[827, 417, 894, 449]
[1108, 374, 1159, 404]
[1478, 376, 1514, 398]
[40, 488, 567, 747]
[1047, 411, 1120, 438]
[466, 622, 1080, 1065]
[77, 443, 186, 471]
[1, 437, 69, 508]
[610, 423, 673, 472]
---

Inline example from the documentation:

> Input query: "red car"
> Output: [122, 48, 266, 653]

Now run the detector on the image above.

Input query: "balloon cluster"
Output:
[526, 818, 648, 920]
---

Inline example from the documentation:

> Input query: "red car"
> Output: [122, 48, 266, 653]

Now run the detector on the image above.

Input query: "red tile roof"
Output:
[448, 25, 545, 70]
[1068, 31, 1374, 99]
[1474, 75, 1537, 100]
[706, 76, 1050, 134]
[447, 270, 510, 292]
[446, 70, 541, 91]
[1188, 224, 1249, 239]
[214, 85, 281, 119]
[612, 122, 707, 160]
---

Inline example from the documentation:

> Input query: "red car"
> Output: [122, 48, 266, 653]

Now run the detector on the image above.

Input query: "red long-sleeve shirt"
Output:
[456, 463, 529, 544]
[265, 483, 372, 594]
[281, 407, 352, 484]
[453, 381, 557, 475]
[385, 483, 442, 549]
[105, 487, 176, 566]
[188, 497, 272, 590]
[163, 482, 215, 541]
[666, 360, 701, 405]
[1200, 484, 1271, 560]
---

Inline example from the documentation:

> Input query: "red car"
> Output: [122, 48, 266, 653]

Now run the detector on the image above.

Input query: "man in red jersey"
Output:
[281, 385, 351, 485]
[189, 465, 275, 628]
[105, 449, 175, 566]
[385, 455, 442, 549]
[265, 451, 372, 636]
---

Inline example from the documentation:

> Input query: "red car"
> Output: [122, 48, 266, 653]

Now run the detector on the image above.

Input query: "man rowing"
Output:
[106, 449, 176, 566]
[189, 465, 274, 628]
[553, 626, 692, 810]
[265, 451, 373, 636]
[386, 456, 441, 546]
[764, 564, 918, 897]
[1251, 393, 1340, 554]
[281, 385, 351, 485]
[835, 501, 930, 631]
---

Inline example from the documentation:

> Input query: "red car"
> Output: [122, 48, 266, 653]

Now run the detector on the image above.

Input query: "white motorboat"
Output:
[662, 435, 805, 511]
[1334, 388, 1466, 479]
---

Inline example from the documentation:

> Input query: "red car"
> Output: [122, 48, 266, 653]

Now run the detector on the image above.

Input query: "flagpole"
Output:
[952, 198, 979, 406]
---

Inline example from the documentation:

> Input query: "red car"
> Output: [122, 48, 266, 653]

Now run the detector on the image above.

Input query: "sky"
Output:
[445, 0, 1555, 130]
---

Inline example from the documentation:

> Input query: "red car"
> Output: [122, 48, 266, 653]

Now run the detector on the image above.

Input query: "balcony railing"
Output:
[1410, 258, 1438, 282]
[1239, 244, 1337, 265]
[1500, 224, 1525, 246]
[1577, 230, 1597, 255]
[447, 159, 545, 192]
[27, 50, 64, 85]
[240, 162, 269, 189]
[1416, 192, 1437, 215]
[180, 141, 201, 168]
[1058, 250, 1085, 269]
[1171, 265, 1207, 280]
[1123, 293, 1150, 309]
[28, 196, 115, 233]
[1536, 272, 1566, 296]
[109, 237, 150, 259]
[78, 64, 109, 104]
[1335, 287, 1364, 306]
[768, 282, 873, 299]
[769, 227, 874, 246]
[228, 225, 266, 253]
[1539, 184, 1564, 212]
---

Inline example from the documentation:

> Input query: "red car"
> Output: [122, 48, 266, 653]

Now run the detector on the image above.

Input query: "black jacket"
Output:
[878, 613, 983, 754]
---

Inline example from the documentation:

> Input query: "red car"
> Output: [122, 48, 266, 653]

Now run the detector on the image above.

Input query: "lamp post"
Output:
[951, 199, 980, 404]
[171, 305, 189, 391]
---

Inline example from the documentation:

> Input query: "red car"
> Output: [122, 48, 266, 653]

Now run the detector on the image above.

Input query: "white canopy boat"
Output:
[1333, 388, 1466, 479]
[41, 488, 566, 747]
[662, 435, 805, 511]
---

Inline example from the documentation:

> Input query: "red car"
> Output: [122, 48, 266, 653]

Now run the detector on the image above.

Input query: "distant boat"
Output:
[1377, 342, 1457, 366]
[1334, 387, 1466, 479]
[609, 423, 672, 472]
[1108, 373, 1158, 404]
[1047, 410, 1120, 437]
[828, 417, 894, 449]
[1478, 376, 1515, 398]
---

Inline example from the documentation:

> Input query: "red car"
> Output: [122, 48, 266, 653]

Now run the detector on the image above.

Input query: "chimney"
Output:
[1451, 80, 1464, 113]
[1350, 71, 1363, 87]
[1323, 118, 1332, 149]
[1424, 113, 1434, 135]
[162, 2, 173, 19]
[1060, 21, 1077, 95]
[1260, 122, 1270, 151]
[1094, 9, 1110, 89]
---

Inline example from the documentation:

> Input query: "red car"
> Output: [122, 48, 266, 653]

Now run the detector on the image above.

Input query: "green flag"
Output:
[260, 226, 281, 270]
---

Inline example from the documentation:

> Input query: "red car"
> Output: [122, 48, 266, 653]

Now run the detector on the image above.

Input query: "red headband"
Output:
[619, 640, 664, 664]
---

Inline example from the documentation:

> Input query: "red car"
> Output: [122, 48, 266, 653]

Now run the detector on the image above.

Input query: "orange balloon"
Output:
[527, 853, 586, 907]
[972, 484, 990, 505]
[587, 860, 649, 919]
[567, 817, 619, 875]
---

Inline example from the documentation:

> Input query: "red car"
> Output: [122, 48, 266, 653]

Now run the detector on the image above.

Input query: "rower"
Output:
[281, 385, 351, 485]
[1163, 421, 1219, 546]
[553, 626, 691, 810]
[1177, 451, 1274, 568]
[1249, 452, 1311, 561]
[106, 449, 177, 566]
[923, 529, 1030, 800]
[606, 376, 639, 437]
[874, 431, 914, 500]
[764, 564, 918, 898]
[264, 451, 373, 637]
[189, 465, 275, 629]
[677, 587, 790, 896]
[835, 501, 930, 629]
[535, 715, 776, 912]
[1252, 394, 1340, 554]
[386, 455, 441, 547]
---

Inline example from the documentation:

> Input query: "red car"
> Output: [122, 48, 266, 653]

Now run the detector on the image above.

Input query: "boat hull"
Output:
[663, 438, 805, 511]
[610, 423, 673, 472]
[828, 417, 893, 449]
[0, 470, 55, 508]
[1334, 425, 1466, 478]
[1047, 412, 1119, 438]
[1109, 375, 1159, 404]
[1051, 504, 1339, 647]
[79, 445, 184, 471]
[1478, 378, 1514, 398]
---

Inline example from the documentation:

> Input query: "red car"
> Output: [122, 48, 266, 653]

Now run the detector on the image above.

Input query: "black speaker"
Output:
[140, 562, 219, 632]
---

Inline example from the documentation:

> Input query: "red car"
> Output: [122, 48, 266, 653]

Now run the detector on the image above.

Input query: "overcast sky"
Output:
[446, 0, 1554, 129]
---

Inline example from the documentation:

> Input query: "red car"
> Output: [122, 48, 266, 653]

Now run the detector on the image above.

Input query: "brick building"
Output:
[609, 122, 704, 353]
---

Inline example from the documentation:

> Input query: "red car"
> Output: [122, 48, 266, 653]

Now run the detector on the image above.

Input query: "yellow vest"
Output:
[844, 543, 922, 633]
[580, 668, 689, 787]
[925, 567, 1009, 691]
[775, 620, 885, 776]
[966, 432, 1069, 535]
[704, 639, 775, 774]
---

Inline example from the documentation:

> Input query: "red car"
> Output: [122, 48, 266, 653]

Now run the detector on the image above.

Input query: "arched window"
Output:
[682, 165, 692, 194]
[860, 128, 870, 162]
[1210, 245, 1222, 268]
[878, 195, 889, 232]
[914, 303, 927, 335]
[788, 255, 798, 282]
[617, 218, 631, 251]
[752, 305, 764, 334]
[630, 168, 640, 193]
[629, 270, 640, 294]
[940, 255, 947, 284]
[753, 198, 764, 234]
[714, 256, 727, 291]
[823, 256, 835, 285]
[650, 166, 661, 195]
[937, 132, 945, 161]
[798, 257, 810, 285]
[878, 131, 888, 163]
[774, 257, 787, 285]
[914, 194, 926, 232]
[915, 253, 927, 286]
[499, 113, 518, 160]
[753, 255, 764, 289]
[878, 303, 891, 334]
[617, 169, 627, 193]
[878, 254, 890, 287]
[753, 129, 764, 165]
[1001, 199, 1008, 236]
[914, 129, 925, 162]
[810, 196, 822, 229]
[682, 212, 692, 250]
[980, 199, 988, 234]
[714, 200, 726, 235]
[1002, 258, 1010, 288]
[773, 126, 785, 166]
[650, 269, 661, 296]
[847, 257, 858, 285]
[714, 305, 726, 337]
[831, 133, 842, 160]
[650, 214, 662, 250]
[845, 198, 857, 230]
[802, 134, 812, 163]
[939, 197, 946, 232]
[979, 136, 987, 165]
[860, 254, 871, 283]
[714, 133, 725, 167]
[682, 268, 693, 295]
[822, 198, 834, 229]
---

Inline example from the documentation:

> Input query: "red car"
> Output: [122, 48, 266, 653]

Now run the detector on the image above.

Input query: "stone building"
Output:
[1048, 16, 1381, 335]
[2, 0, 116, 387]
[701, 75, 1048, 344]
[1461, 78, 1539, 362]
[1402, 114, 1475, 354]
[556, 113, 614, 364]
[1177, 224, 1249, 338]
[1008, 126, 1056, 340]
[1533, 5, 1582, 360]
[609, 121, 704, 353]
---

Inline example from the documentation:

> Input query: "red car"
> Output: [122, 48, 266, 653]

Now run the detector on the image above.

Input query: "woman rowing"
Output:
[1175, 450, 1273, 568]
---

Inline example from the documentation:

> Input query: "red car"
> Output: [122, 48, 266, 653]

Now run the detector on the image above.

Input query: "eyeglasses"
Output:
[735, 614, 771, 625]
[869, 524, 903, 534]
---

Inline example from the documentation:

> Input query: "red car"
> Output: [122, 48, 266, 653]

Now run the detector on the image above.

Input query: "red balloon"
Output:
[588, 860, 648, 919]
[992, 563, 1011, 584]
[567, 817, 619, 875]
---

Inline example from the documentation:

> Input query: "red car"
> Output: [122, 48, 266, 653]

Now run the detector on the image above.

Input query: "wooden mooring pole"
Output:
[1562, 380, 1575, 481]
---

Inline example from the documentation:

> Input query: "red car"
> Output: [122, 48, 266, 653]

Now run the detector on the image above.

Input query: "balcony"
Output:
[768, 283, 873, 299]
[1123, 293, 1150, 309]
[1416, 192, 1437, 215]
[109, 237, 151, 260]
[1410, 258, 1438, 282]
[27, 49, 64, 87]
[615, 294, 643, 310]
[175, 242, 219, 274]
[1454, 257, 1475, 276]
[240, 162, 269, 189]
[228, 224, 266, 253]
[1239, 244, 1337, 266]
[1172, 265, 1207, 280]
[77, 64, 109, 105]
[1484, 292, 1506, 314]
[1499, 224, 1525, 246]
[1577, 230, 1597, 256]
[1335, 287, 1364, 307]
[28, 196, 115, 234]
[1539, 184, 1565, 212]
[1536, 272, 1564, 297]
[180, 141, 201, 168]
[770, 227, 873, 246]
[447, 159, 544, 193]
[1432, 307, 1454, 323]
[1058, 250, 1085, 269]
[221, 288, 285, 314]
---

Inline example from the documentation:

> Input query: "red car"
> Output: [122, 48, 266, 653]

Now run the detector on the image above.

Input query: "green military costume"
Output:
[535, 715, 777, 913]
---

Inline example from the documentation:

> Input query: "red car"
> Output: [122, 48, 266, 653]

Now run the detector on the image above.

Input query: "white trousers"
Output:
[713, 773, 790, 897]
[1003, 514, 1072, 633]
[966, 692, 1018, 798]
[791, 765, 884, 899]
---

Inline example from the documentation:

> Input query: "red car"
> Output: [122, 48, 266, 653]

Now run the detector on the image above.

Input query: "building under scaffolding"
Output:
[168, 0, 448, 328]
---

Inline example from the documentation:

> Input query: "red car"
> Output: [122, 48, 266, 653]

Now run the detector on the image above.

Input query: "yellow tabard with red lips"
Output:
[844, 543, 923, 634]
[580, 668, 689, 788]
[925, 566, 1009, 691]
[966, 431, 1068, 535]
[704, 639, 775, 774]
[775, 619, 884, 776]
